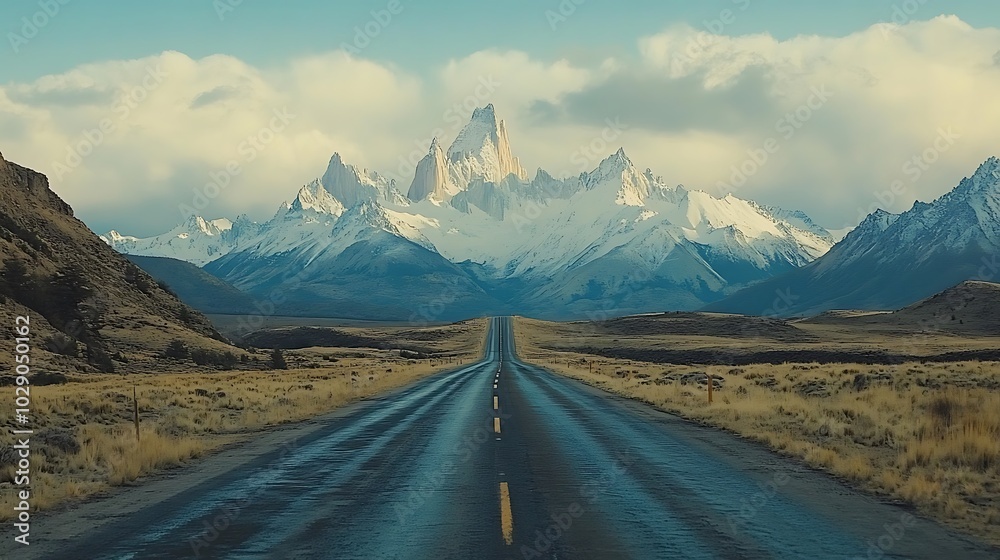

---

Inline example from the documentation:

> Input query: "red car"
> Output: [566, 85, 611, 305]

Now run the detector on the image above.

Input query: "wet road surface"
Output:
[7, 317, 999, 559]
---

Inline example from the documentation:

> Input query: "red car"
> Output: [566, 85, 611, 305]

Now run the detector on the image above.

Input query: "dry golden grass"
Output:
[0, 318, 487, 519]
[514, 316, 1000, 545]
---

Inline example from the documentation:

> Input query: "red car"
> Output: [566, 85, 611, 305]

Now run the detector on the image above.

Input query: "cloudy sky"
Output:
[1, 0, 999, 237]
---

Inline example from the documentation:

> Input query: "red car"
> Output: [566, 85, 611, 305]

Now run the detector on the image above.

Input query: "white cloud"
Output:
[0, 50, 425, 235]
[630, 16, 1000, 227]
[1, 16, 998, 236]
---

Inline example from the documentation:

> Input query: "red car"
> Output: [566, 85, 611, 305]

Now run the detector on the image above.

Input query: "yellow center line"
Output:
[494, 417, 501, 433]
[499, 482, 514, 545]
[493, 395, 499, 410]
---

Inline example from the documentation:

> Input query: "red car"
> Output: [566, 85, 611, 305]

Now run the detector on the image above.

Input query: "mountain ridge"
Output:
[101, 106, 837, 320]
[706, 156, 1000, 316]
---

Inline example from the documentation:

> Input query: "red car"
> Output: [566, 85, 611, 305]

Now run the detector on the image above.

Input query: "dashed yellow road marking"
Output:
[493, 395, 499, 410]
[494, 417, 501, 433]
[499, 482, 513, 545]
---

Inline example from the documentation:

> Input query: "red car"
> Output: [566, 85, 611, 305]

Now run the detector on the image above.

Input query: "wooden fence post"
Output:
[133, 385, 140, 443]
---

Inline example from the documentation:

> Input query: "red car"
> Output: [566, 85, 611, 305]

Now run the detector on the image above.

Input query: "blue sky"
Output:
[5, 0, 999, 82]
[1, 1, 999, 237]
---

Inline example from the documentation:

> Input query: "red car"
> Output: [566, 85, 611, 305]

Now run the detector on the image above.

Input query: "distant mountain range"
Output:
[101, 105, 835, 321]
[706, 157, 1000, 316]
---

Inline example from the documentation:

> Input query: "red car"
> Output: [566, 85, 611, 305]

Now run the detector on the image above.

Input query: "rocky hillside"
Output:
[0, 151, 232, 374]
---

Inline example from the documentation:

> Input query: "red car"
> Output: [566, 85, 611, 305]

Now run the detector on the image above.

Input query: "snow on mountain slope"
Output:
[445, 104, 527, 185]
[102, 105, 837, 318]
[707, 156, 1000, 316]
[392, 148, 832, 284]
[291, 179, 346, 216]
[321, 153, 407, 207]
[100, 215, 237, 266]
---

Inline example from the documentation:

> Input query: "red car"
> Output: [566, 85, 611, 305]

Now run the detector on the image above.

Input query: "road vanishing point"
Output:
[6, 317, 998, 559]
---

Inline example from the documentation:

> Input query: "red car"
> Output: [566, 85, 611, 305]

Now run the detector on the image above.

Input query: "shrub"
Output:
[45, 333, 79, 357]
[270, 349, 288, 370]
[164, 340, 190, 360]
[124, 263, 151, 294]
[30, 371, 68, 386]
[37, 428, 80, 455]
[191, 349, 238, 369]
[86, 346, 116, 373]
[157, 280, 176, 297]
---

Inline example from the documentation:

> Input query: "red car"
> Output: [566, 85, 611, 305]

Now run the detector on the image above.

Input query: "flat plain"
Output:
[514, 313, 1000, 546]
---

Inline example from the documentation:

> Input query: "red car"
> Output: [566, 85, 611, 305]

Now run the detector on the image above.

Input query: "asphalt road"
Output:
[7, 317, 998, 559]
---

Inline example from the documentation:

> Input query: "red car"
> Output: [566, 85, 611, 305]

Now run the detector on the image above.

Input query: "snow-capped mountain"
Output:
[101, 105, 837, 320]
[708, 157, 1000, 316]
[101, 216, 238, 266]
[321, 153, 408, 207]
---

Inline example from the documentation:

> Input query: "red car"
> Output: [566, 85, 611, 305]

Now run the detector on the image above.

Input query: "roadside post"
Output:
[133, 385, 140, 442]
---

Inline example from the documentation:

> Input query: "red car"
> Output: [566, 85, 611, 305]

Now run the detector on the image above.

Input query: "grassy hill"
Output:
[126, 255, 256, 315]
[0, 150, 235, 374]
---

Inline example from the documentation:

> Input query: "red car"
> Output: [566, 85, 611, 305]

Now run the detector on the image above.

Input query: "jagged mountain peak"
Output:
[101, 113, 841, 319]
[597, 147, 634, 172]
[448, 106, 501, 158]
[179, 215, 231, 236]
[470, 103, 497, 123]
[446, 104, 528, 183]
[709, 157, 1000, 317]
[321, 152, 404, 208]
[290, 180, 345, 216]
[978, 155, 1000, 174]
[582, 147, 662, 206]
[407, 137, 454, 202]
[964, 156, 1000, 193]
[852, 207, 900, 235]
